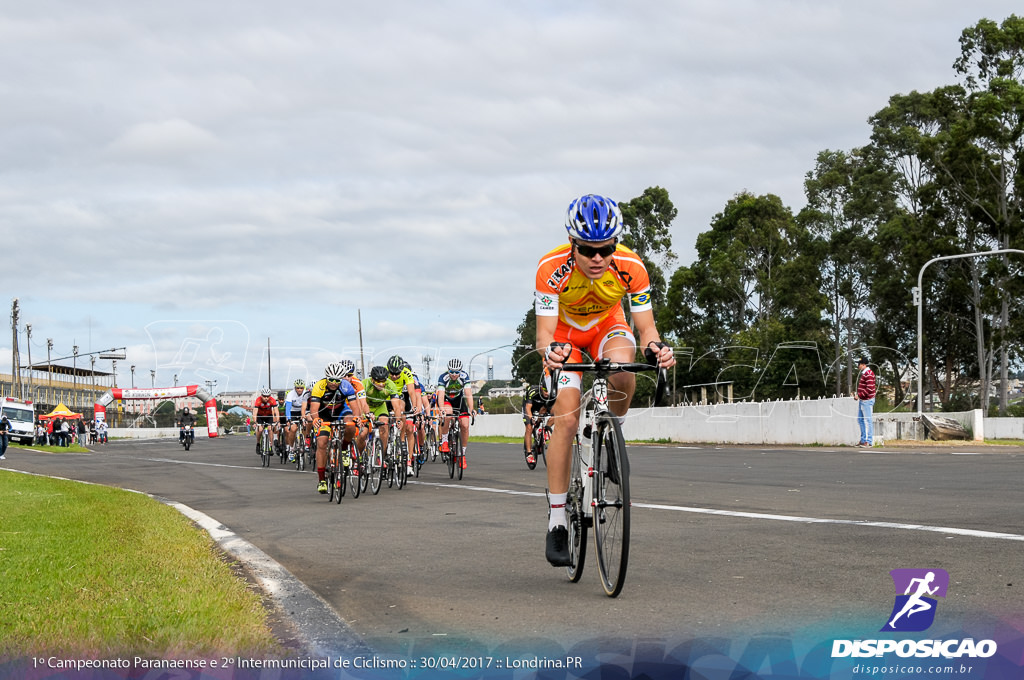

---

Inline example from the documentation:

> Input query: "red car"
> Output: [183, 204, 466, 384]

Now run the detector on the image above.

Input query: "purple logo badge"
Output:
[881, 568, 949, 632]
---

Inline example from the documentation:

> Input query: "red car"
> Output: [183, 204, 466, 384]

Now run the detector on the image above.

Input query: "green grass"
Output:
[0, 471, 279, 657]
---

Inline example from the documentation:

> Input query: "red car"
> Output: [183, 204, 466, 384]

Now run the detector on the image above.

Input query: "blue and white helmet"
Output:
[565, 194, 624, 242]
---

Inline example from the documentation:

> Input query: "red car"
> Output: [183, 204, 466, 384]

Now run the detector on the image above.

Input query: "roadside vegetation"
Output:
[0, 471, 279, 658]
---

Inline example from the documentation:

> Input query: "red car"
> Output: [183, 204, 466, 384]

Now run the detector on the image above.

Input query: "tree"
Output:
[663, 192, 828, 400]
[619, 186, 678, 313]
[951, 15, 1024, 413]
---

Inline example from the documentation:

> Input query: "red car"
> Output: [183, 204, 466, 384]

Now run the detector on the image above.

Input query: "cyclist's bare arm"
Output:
[536, 315, 576, 370]
[632, 309, 675, 368]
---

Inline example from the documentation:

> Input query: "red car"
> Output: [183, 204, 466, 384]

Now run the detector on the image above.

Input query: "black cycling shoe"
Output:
[545, 526, 571, 567]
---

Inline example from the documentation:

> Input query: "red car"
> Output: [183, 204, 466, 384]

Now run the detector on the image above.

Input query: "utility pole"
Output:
[72, 345, 79, 409]
[358, 309, 365, 378]
[25, 323, 32, 403]
[11, 299, 22, 399]
[47, 338, 53, 406]
[422, 355, 432, 386]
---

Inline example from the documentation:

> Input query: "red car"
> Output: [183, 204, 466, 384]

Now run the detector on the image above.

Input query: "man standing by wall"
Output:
[855, 357, 877, 447]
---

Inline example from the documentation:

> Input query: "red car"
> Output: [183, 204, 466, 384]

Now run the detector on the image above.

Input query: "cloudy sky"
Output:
[3, 0, 1018, 395]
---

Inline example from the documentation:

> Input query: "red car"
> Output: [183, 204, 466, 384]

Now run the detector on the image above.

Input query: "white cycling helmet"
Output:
[260, 387, 271, 397]
[339, 359, 356, 376]
[325, 362, 346, 381]
[447, 358, 463, 372]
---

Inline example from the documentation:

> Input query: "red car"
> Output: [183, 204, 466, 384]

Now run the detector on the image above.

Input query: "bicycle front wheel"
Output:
[426, 429, 437, 462]
[592, 413, 630, 597]
[369, 438, 384, 495]
[446, 439, 456, 479]
[351, 451, 362, 499]
[396, 442, 408, 489]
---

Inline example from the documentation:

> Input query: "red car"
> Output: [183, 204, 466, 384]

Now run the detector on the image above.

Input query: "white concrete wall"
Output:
[474, 397, 864, 445]
[108, 406, 1024, 444]
[983, 417, 1024, 440]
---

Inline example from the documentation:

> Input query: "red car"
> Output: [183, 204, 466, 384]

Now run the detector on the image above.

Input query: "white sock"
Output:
[548, 492, 567, 530]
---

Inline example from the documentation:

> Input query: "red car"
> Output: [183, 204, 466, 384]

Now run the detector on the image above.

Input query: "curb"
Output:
[163, 499, 373, 659]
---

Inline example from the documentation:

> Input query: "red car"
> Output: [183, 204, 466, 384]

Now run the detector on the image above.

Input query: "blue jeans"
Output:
[858, 398, 875, 444]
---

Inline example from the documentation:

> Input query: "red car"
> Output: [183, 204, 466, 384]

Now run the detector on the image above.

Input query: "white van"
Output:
[1, 398, 36, 445]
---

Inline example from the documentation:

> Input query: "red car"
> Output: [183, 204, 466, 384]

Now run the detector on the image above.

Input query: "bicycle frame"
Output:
[552, 358, 667, 597]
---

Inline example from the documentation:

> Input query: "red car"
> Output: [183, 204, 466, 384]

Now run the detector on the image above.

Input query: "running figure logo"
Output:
[881, 568, 949, 632]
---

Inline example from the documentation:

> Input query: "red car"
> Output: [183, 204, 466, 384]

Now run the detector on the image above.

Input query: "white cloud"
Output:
[2, 0, 1017, 389]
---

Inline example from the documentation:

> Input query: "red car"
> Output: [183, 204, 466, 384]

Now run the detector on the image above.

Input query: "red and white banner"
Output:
[95, 385, 218, 438]
[111, 385, 197, 401]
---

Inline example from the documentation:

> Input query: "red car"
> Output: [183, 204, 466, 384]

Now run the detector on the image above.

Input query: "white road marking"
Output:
[84, 453, 1024, 543]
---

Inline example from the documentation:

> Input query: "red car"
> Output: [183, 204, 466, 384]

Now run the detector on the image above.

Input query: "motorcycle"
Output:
[180, 424, 195, 451]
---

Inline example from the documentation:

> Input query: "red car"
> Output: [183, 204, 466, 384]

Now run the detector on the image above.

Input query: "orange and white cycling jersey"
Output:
[534, 242, 653, 331]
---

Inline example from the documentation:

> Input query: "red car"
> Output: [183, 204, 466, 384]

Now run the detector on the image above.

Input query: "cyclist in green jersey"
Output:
[364, 365, 404, 454]
[386, 354, 421, 473]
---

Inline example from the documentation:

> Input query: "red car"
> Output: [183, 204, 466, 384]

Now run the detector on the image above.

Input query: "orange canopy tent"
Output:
[38, 403, 83, 421]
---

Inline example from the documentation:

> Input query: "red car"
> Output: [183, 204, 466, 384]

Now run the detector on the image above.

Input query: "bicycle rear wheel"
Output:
[592, 413, 629, 597]
[327, 446, 338, 503]
[566, 434, 587, 583]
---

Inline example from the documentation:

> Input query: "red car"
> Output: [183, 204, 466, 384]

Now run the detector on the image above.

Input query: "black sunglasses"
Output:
[573, 240, 617, 259]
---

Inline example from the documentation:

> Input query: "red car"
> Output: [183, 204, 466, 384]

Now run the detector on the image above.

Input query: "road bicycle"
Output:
[366, 418, 386, 495]
[325, 422, 348, 504]
[384, 415, 407, 490]
[349, 423, 367, 499]
[411, 413, 428, 477]
[423, 414, 439, 462]
[275, 424, 288, 464]
[552, 358, 666, 597]
[444, 413, 465, 480]
[527, 414, 550, 470]
[259, 425, 273, 468]
[292, 421, 310, 472]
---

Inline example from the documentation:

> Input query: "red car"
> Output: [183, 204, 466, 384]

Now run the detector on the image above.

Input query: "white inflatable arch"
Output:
[94, 385, 219, 438]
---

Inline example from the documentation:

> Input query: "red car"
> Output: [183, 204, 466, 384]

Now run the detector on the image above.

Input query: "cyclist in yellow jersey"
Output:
[536, 194, 675, 567]
[309, 362, 359, 494]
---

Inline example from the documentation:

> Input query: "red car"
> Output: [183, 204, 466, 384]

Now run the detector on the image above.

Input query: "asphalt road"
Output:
[5, 435, 1024, 661]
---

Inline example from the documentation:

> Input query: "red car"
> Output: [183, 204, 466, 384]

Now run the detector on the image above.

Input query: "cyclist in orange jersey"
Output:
[535, 193, 675, 567]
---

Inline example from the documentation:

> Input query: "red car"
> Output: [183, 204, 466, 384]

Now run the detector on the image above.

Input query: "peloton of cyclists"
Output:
[436, 358, 473, 469]
[308, 362, 359, 494]
[535, 193, 675, 567]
